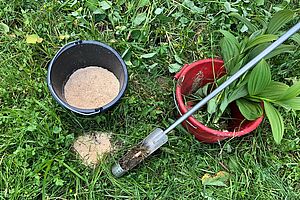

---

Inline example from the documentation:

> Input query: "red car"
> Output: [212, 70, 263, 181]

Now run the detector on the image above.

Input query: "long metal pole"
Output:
[164, 22, 300, 134]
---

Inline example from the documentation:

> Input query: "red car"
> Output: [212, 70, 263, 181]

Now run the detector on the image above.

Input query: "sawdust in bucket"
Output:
[73, 132, 112, 167]
[64, 66, 120, 109]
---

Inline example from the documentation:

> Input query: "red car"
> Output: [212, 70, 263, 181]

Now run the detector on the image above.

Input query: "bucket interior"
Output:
[179, 61, 225, 95]
[177, 60, 251, 133]
[49, 42, 126, 102]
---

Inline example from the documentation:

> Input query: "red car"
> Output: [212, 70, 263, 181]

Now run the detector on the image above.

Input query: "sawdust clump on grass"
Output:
[73, 132, 112, 167]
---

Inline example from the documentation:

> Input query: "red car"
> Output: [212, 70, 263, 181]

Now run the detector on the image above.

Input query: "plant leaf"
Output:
[138, 0, 149, 7]
[229, 13, 258, 32]
[236, 99, 263, 121]
[194, 83, 212, 97]
[280, 81, 300, 100]
[248, 43, 295, 61]
[174, 54, 183, 64]
[133, 13, 147, 26]
[219, 30, 240, 74]
[264, 101, 284, 144]
[256, 81, 289, 101]
[99, 1, 112, 10]
[0, 22, 9, 33]
[154, 7, 164, 15]
[291, 33, 300, 45]
[220, 92, 229, 113]
[255, 0, 264, 6]
[245, 34, 278, 51]
[26, 34, 43, 44]
[266, 10, 294, 34]
[207, 96, 218, 114]
[183, 0, 206, 13]
[141, 52, 156, 58]
[202, 171, 230, 187]
[248, 59, 271, 96]
[228, 85, 248, 103]
[275, 97, 300, 110]
[219, 30, 239, 46]
[168, 63, 182, 73]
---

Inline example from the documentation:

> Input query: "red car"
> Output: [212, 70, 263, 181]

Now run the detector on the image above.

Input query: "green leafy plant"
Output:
[191, 9, 299, 143]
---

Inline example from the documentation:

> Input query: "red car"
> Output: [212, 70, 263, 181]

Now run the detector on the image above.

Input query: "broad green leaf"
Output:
[240, 37, 249, 52]
[53, 126, 62, 134]
[220, 97, 229, 113]
[202, 171, 230, 187]
[245, 34, 278, 51]
[248, 60, 271, 96]
[256, 81, 289, 101]
[174, 54, 183, 64]
[219, 30, 240, 74]
[264, 45, 295, 59]
[291, 33, 300, 45]
[154, 7, 164, 15]
[0, 22, 9, 33]
[224, 2, 231, 13]
[86, 0, 104, 13]
[256, 18, 268, 31]
[236, 99, 263, 120]
[240, 24, 248, 33]
[228, 85, 248, 103]
[141, 52, 156, 58]
[238, 72, 251, 87]
[255, 0, 264, 6]
[229, 13, 258, 32]
[168, 63, 182, 73]
[207, 97, 218, 114]
[138, 0, 149, 7]
[266, 10, 294, 34]
[275, 97, 300, 110]
[229, 56, 243, 75]
[248, 43, 295, 61]
[99, 1, 112, 10]
[26, 34, 43, 44]
[264, 101, 284, 144]
[219, 30, 239, 47]
[183, 0, 206, 13]
[280, 81, 300, 100]
[133, 13, 147, 26]
[194, 83, 212, 97]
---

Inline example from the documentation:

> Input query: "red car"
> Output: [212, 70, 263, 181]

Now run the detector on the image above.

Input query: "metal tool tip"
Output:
[112, 163, 127, 177]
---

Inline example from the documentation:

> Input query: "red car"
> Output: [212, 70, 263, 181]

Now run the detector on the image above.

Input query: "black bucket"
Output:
[47, 40, 128, 115]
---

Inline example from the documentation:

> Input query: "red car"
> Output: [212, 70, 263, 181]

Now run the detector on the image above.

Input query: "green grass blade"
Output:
[264, 101, 284, 144]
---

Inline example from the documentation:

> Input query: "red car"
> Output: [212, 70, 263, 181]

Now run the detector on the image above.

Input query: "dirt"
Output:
[119, 145, 149, 171]
[64, 66, 120, 109]
[73, 132, 112, 167]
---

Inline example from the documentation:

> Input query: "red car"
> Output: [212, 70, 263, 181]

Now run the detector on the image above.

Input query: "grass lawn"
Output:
[1, 0, 300, 199]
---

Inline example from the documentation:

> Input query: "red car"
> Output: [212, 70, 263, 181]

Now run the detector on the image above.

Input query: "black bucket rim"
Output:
[47, 40, 128, 116]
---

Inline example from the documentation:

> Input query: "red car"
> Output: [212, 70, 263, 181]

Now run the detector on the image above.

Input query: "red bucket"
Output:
[174, 59, 263, 143]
